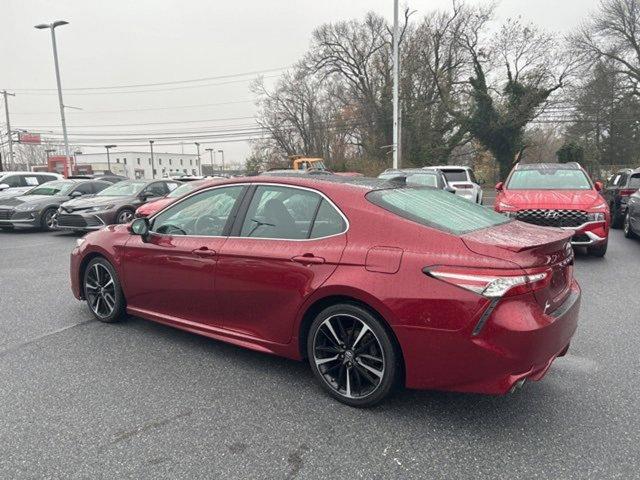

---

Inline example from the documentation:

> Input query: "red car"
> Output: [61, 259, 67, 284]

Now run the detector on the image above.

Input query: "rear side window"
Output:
[629, 174, 640, 189]
[310, 200, 346, 238]
[367, 187, 510, 235]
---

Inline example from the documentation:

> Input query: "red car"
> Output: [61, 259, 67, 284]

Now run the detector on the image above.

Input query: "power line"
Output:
[11, 67, 289, 92]
[16, 115, 258, 128]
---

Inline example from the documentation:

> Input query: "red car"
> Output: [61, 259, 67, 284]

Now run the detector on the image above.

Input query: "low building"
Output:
[74, 151, 201, 179]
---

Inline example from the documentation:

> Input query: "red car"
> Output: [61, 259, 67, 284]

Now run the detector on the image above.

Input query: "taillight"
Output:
[620, 188, 637, 197]
[424, 266, 550, 298]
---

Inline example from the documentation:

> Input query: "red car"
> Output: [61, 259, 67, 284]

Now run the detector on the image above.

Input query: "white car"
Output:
[0, 172, 64, 199]
[423, 165, 483, 204]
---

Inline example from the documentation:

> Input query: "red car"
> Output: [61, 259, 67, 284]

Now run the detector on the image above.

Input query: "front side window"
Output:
[143, 182, 168, 197]
[367, 187, 509, 236]
[73, 183, 95, 195]
[506, 169, 593, 190]
[152, 186, 243, 236]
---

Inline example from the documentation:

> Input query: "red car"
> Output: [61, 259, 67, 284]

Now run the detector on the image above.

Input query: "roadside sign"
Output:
[18, 132, 42, 144]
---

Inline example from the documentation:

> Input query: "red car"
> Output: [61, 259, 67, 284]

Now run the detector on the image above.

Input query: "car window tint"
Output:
[74, 183, 95, 195]
[152, 186, 243, 236]
[1, 175, 24, 188]
[145, 182, 168, 197]
[240, 185, 321, 239]
[309, 199, 346, 238]
[441, 170, 468, 183]
[367, 187, 510, 236]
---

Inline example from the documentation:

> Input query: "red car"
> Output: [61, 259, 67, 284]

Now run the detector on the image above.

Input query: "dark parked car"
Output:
[67, 174, 127, 184]
[70, 175, 579, 406]
[603, 168, 640, 227]
[57, 179, 180, 232]
[624, 189, 640, 239]
[0, 179, 109, 231]
[378, 168, 453, 191]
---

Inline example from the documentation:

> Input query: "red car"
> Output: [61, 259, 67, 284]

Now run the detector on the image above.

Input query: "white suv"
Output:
[423, 166, 483, 204]
[0, 172, 64, 199]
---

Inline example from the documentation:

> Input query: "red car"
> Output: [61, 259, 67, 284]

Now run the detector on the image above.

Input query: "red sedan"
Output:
[70, 176, 580, 406]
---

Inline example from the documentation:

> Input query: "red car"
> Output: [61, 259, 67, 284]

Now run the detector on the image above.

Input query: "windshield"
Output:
[167, 182, 200, 198]
[24, 181, 74, 196]
[97, 181, 147, 196]
[367, 187, 510, 235]
[507, 169, 593, 190]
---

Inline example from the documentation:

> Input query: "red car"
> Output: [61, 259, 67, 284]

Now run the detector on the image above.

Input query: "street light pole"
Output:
[35, 21, 71, 167]
[149, 140, 155, 179]
[392, 0, 401, 169]
[104, 144, 116, 173]
[205, 148, 214, 174]
[1, 90, 15, 169]
[218, 150, 225, 171]
[194, 142, 201, 175]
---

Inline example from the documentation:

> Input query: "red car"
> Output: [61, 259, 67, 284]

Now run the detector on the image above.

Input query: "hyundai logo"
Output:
[544, 211, 560, 219]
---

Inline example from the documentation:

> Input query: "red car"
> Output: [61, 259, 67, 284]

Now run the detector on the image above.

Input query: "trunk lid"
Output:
[462, 220, 574, 313]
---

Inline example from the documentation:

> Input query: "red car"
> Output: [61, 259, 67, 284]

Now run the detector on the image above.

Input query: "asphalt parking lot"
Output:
[1, 228, 639, 479]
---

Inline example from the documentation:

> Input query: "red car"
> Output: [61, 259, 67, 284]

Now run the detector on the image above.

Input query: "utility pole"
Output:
[2, 90, 15, 170]
[218, 149, 225, 171]
[149, 140, 155, 178]
[35, 21, 71, 166]
[205, 148, 214, 174]
[194, 142, 201, 175]
[104, 144, 116, 173]
[392, 0, 401, 169]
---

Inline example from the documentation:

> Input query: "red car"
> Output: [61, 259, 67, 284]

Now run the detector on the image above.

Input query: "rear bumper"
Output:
[396, 281, 581, 394]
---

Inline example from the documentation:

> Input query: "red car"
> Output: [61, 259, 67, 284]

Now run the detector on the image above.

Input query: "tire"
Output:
[588, 239, 608, 257]
[40, 208, 58, 231]
[611, 203, 623, 229]
[115, 208, 135, 224]
[306, 303, 400, 407]
[624, 212, 636, 239]
[83, 257, 126, 323]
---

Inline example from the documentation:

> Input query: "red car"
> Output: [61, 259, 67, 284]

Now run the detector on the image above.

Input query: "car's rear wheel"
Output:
[611, 204, 623, 228]
[40, 208, 58, 231]
[624, 212, 636, 239]
[588, 239, 608, 257]
[307, 303, 399, 407]
[116, 208, 134, 224]
[83, 258, 126, 323]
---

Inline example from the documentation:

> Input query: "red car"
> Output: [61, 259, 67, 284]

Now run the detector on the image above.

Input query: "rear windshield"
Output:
[507, 169, 592, 190]
[629, 174, 640, 189]
[367, 187, 510, 235]
[440, 169, 468, 183]
[406, 173, 438, 187]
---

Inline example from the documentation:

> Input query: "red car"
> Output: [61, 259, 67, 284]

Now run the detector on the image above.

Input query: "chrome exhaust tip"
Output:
[509, 378, 527, 394]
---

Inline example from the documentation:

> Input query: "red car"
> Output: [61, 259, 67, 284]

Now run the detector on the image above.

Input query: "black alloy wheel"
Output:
[308, 303, 399, 407]
[624, 212, 636, 239]
[83, 258, 126, 322]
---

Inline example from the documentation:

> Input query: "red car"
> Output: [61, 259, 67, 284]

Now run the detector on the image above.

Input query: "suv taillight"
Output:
[423, 266, 551, 298]
[620, 188, 637, 197]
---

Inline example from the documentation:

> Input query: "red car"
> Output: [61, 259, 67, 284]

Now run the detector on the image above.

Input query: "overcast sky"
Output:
[1, 0, 601, 165]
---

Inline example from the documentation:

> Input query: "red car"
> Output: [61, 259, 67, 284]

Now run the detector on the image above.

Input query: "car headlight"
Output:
[15, 203, 38, 212]
[496, 201, 515, 211]
[86, 204, 114, 212]
[587, 212, 605, 222]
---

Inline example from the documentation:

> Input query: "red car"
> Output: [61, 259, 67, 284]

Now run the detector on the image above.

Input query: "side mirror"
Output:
[595, 181, 603, 191]
[129, 217, 150, 241]
[0, 183, 9, 191]
[70, 190, 83, 198]
[495, 182, 504, 192]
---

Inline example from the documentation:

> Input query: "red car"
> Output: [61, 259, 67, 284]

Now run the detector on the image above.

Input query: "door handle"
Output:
[291, 254, 325, 265]
[191, 247, 217, 258]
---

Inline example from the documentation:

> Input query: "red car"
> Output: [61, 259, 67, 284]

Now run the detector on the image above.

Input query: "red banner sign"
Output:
[18, 132, 41, 144]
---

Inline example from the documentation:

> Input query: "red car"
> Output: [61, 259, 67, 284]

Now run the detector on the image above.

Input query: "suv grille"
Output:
[515, 209, 588, 228]
[57, 214, 87, 228]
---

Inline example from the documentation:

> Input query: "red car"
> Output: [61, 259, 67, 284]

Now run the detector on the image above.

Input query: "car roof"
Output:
[382, 168, 439, 175]
[514, 162, 582, 170]
[0, 171, 61, 176]
[425, 165, 470, 170]
[225, 174, 400, 192]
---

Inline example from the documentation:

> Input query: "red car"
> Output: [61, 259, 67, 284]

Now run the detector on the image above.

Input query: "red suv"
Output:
[495, 163, 610, 257]
[70, 176, 580, 406]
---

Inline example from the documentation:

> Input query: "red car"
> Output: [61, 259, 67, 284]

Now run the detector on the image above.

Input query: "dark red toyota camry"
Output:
[70, 175, 580, 406]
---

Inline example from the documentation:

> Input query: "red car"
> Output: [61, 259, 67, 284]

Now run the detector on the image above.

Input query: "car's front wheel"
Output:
[83, 257, 126, 323]
[588, 239, 608, 257]
[40, 208, 58, 231]
[307, 303, 400, 407]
